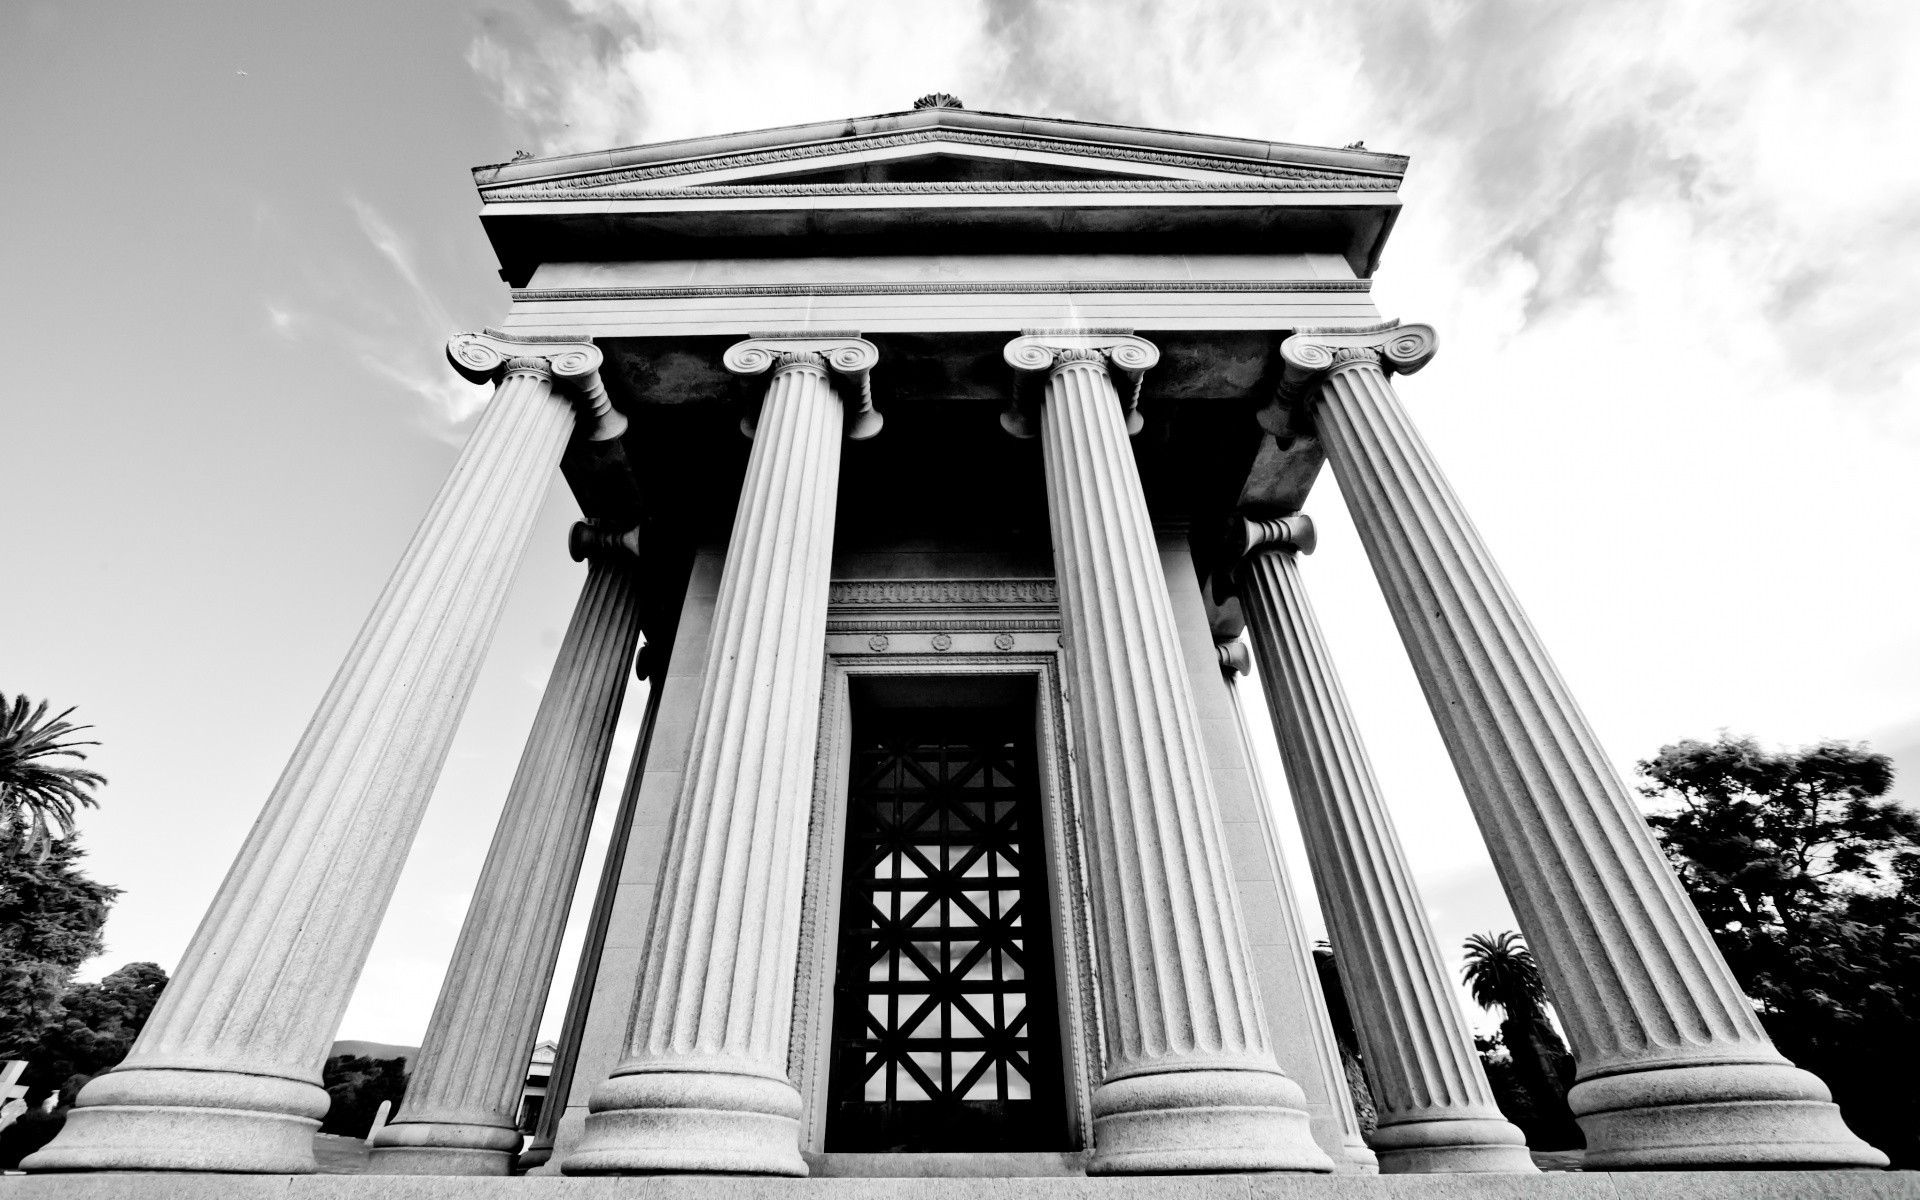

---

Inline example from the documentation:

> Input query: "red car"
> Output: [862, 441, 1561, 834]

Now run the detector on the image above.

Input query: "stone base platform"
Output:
[3, 1173, 1917, 1200]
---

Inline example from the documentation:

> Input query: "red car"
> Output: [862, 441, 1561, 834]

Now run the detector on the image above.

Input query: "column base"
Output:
[1371, 1116, 1537, 1173]
[1088, 1069, 1335, 1174]
[562, 1069, 806, 1176]
[367, 1118, 523, 1175]
[515, 1141, 553, 1171]
[22, 1067, 328, 1173]
[1571, 1061, 1889, 1169]
[1339, 1137, 1380, 1173]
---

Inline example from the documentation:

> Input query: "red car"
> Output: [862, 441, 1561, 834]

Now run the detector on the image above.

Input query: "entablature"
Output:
[473, 107, 1405, 285]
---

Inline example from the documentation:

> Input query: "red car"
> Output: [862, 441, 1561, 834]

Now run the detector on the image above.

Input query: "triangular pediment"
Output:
[688, 148, 1164, 187]
[476, 109, 1405, 202]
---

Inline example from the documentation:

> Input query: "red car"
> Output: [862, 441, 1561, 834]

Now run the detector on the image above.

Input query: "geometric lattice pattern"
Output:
[826, 706, 1064, 1152]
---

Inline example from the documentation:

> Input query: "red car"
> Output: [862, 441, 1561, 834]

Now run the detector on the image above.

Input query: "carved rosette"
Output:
[1285, 318, 1886, 1169]
[448, 330, 627, 441]
[1001, 328, 1159, 438]
[725, 333, 882, 440]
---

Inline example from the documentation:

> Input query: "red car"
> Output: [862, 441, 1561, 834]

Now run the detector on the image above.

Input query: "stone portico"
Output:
[13, 100, 1908, 1197]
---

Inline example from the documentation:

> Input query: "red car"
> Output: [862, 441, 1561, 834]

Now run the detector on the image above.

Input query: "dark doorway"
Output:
[824, 694, 1068, 1153]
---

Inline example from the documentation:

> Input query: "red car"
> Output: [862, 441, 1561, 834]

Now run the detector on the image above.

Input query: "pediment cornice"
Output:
[475, 111, 1405, 202]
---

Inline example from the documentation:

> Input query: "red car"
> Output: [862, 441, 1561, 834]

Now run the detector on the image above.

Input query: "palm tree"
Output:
[0, 693, 107, 854]
[1461, 931, 1547, 1019]
[1463, 930, 1581, 1146]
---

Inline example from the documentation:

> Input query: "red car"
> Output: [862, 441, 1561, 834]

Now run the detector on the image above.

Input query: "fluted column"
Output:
[1007, 330, 1332, 1174]
[368, 525, 644, 1175]
[1214, 636, 1379, 1174]
[1282, 320, 1885, 1169]
[1231, 514, 1534, 1173]
[564, 336, 876, 1176]
[28, 333, 613, 1173]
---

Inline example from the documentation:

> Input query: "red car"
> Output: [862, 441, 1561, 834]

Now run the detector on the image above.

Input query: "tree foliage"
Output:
[1310, 944, 1377, 1137]
[0, 836, 117, 1058]
[14, 961, 168, 1095]
[0, 695, 107, 855]
[320, 1055, 409, 1138]
[1640, 733, 1920, 1167]
[1461, 930, 1582, 1149]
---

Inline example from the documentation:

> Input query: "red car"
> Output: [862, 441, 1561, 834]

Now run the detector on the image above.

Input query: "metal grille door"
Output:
[825, 705, 1066, 1152]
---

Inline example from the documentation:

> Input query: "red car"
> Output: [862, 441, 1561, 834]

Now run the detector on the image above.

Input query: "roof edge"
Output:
[473, 107, 1407, 190]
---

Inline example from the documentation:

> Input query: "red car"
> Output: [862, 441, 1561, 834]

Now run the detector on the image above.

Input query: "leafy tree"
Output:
[320, 1055, 408, 1138]
[1640, 734, 1920, 1166]
[14, 961, 168, 1095]
[1310, 944, 1377, 1136]
[0, 695, 107, 855]
[0, 836, 117, 1057]
[1461, 930, 1581, 1149]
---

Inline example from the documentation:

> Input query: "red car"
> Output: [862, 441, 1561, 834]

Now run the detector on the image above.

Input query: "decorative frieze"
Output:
[513, 279, 1373, 303]
[828, 578, 1057, 606]
[825, 578, 1060, 634]
[493, 179, 1400, 201]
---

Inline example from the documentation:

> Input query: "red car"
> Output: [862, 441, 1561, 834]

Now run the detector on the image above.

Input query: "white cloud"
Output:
[343, 196, 493, 432]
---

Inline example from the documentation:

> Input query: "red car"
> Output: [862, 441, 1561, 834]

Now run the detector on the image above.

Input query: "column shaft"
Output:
[1239, 542, 1534, 1172]
[369, 555, 642, 1175]
[1034, 347, 1330, 1174]
[29, 360, 577, 1173]
[564, 356, 843, 1176]
[1215, 650, 1379, 1173]
[1305, 337, 1884, 1168]
[518, 674, 669, 1171]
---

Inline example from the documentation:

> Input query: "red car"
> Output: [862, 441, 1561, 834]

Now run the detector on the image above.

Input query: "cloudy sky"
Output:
[3, 0, 1916, 1050]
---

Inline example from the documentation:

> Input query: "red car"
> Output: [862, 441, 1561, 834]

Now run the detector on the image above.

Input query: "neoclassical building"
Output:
[21, 98, 1901, 1193]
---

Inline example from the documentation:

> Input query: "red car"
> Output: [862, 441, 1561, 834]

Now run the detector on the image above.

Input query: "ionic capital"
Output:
[1215, 635, 1252, 678]
[1000, 328, 1160, 438]
[447, 330, 627, 442]
[1279, 318, 1435, 393]
[568, 520, 642, 564]
[724, 333, 882, 440]
[1235, 512, 1317, 561]
[1214, 512, 1317, 606]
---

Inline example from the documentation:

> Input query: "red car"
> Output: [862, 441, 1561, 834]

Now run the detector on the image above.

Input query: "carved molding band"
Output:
[828, 580, 1061, 635]
[830, 579, 1057, 606]
[490, 179, 1400, 201]
[447, 329, 626, 442]
[1001, 331, 1160, 439]
[827, 617, 1061, 634]
[725, 334, 882, 440]
[512, 279, 1372, 303]
[481, 129, 1403, 200]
